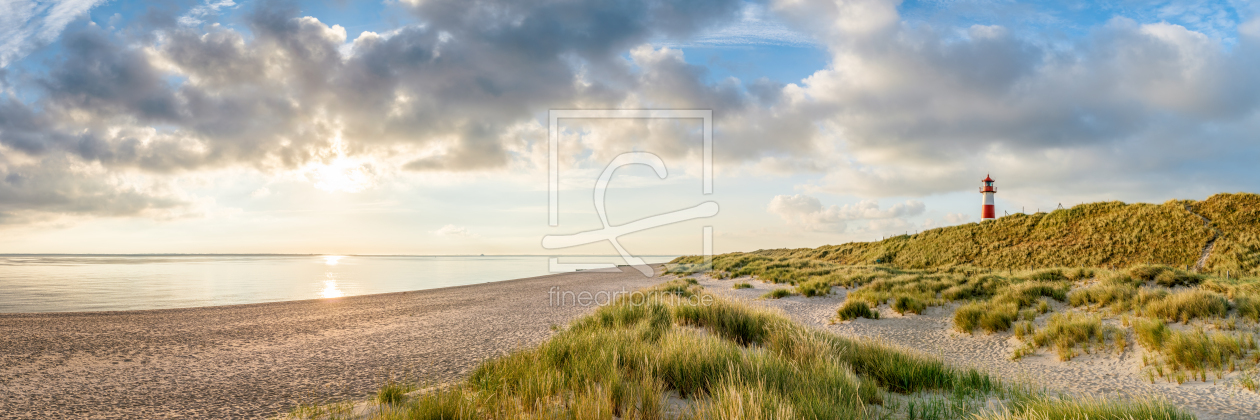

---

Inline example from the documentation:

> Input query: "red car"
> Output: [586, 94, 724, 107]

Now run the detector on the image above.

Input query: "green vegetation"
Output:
[892, 295, 926, 315]
[1135, 317, 1260, 385]
[731, 282, 752, 289]
[795, 277, 833, 297]
[762, 288, 792, 299]
[674, 193, 1260, 272]
[657, 193, 1260, 397]
[1013, 313, 1125, 361]
[1189, 193, 1260, 277]
[954, 301, 1018, 334]
[975, 395, 1194, 420]
[376, 381, 414, 405]
[1143, 290, 1229, 323]
[836, 300, 880, 321]
[292, 283, 1195, 420]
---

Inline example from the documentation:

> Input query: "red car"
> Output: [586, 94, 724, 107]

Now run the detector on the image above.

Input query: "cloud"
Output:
[0, 0, 107, 68]
[763, 3, 1260, 200]
[0, 0, 723, 222]
[0, 152, 192, 225]
[662, 3, 818, 47]
[178, 0, 237, 27]
[767, 194, 925, 231]
[432, 224, 476, 238]
[2, 0, 1259, 227]
[944, 213, 972, 225]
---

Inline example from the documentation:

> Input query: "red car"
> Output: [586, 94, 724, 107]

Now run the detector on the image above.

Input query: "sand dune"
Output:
[0, 267, 660, 419]
[696, 275, 1260, 420]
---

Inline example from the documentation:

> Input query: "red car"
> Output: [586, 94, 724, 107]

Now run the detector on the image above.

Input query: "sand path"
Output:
[0, 267, 661, 419]
[696, 276, 1260, 420]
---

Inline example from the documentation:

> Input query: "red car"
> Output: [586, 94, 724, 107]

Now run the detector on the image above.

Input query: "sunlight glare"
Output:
[312, 159, 373, 193]
[320, 274, 345, 299]
[323, 255, 344, 265]
[308, 135, 375, 193]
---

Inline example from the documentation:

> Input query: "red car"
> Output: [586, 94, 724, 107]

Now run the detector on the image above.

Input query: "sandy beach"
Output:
[694, 275, 1260, 420]
[0, 266, 661, 419]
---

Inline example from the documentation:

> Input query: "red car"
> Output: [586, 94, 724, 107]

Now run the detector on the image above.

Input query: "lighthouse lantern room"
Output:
[980, 175, 996, 221]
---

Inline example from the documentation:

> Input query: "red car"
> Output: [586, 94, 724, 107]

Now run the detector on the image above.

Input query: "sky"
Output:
[0, 0, 1257, 257]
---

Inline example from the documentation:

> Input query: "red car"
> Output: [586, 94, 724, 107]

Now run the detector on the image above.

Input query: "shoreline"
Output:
[0, 266, 664, 419]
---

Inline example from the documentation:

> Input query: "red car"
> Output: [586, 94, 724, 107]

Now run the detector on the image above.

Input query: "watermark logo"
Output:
[543, 110, 718, 276]
[548, 286, 716, 307]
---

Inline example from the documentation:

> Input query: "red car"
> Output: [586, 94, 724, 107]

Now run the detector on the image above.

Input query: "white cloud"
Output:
[944, 213, 972, 225]
[432, 224, 476, 238]
[177, 0, 237, 27]
[0, 0, 106, 68]
[767, 194, 925, 231]
[663, 3, 817, 47]
[762, 1, 1260, 201]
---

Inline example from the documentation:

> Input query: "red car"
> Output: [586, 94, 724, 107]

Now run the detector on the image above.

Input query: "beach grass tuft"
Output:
[762, 288, 792, 299]
[836, 300, 879, 321]
[292, 284, 1197, 420]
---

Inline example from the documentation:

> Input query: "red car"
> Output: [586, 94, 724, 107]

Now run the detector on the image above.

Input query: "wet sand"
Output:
[0, 266, 662, 419]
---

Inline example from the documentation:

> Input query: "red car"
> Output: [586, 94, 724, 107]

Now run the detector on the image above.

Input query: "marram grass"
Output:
[288, 281, 1196, 420]
[674, 193, 1260, 274]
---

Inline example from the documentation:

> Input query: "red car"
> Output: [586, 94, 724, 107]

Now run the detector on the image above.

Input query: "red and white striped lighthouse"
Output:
[980, 174, 996, 221]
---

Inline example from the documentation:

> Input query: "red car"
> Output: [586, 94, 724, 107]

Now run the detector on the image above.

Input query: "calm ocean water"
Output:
[0, 255, 676, 313]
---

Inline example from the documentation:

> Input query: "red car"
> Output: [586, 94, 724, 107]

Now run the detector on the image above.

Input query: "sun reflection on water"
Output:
[323, 255, 344, 265]
[321, 273, 344, 299]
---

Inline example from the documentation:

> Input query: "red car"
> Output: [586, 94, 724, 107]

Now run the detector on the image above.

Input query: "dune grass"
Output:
[795, 277, 834, 297]
[892, 295, 927, 315]
[761, 288, 793, 299]
[1143, 290, 1230, 324]
[732, 282, 752, 290]
[836, 300, 880, 321]
[955, 301, 1019, 334]
[672, 196, 1253, 271]
[291, 282, 1196, 420]
[1013, 313, 1126, 361]
[976, 395, 1195, 420]
[1188, 193, 1260, 278]
[673, 193, 1260, 274]
[1134, 316, 1260, 385]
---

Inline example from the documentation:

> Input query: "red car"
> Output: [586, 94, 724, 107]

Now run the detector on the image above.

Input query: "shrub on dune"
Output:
[892, 295, 927, 315]
[1236, 295, 1260, 322]
[955, 302, 1018, 333]
[836, 300, 879, 321]
[1143, 289, 1229, 323]
[762, 288, 793, 299]
[992, 281, 1069, 308]
[1068, 282, 1137, 311]
[1025, 313, 1123, 361]
[795, 278, 834, 297]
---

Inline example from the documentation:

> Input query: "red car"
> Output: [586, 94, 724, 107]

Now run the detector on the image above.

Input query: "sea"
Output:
[0, 255, 677, 313]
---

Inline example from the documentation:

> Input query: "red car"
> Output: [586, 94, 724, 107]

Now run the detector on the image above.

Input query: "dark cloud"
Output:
[768, 3, 1260, 198]
[42, 25, 183, 122]
[0, 0, 753, 221]
[2, 0, 1257, 226]
[0, 154, 187, 225]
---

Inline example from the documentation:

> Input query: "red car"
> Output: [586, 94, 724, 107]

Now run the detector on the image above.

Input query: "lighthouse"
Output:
[980, 175, 996, 221]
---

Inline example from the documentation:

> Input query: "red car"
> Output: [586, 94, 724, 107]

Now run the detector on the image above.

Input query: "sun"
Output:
[311, 158, 373, 193]
[308, 135, 375, 193]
